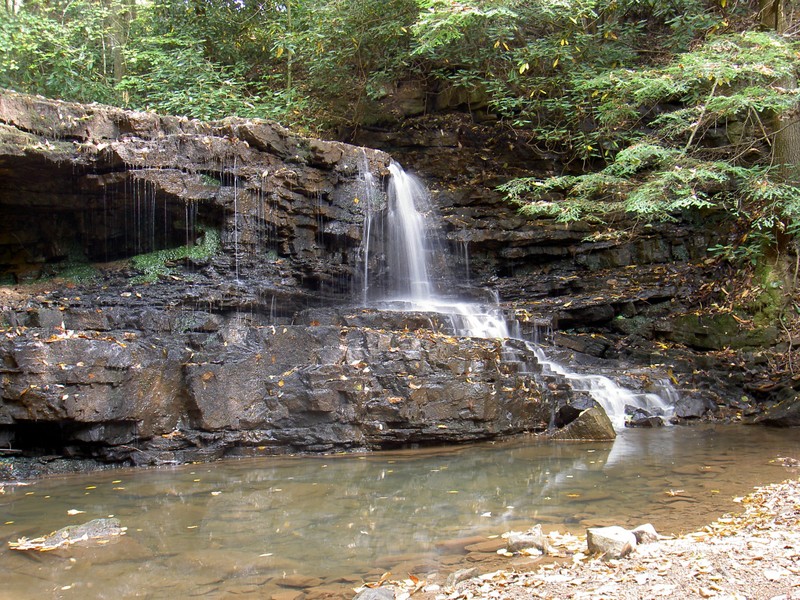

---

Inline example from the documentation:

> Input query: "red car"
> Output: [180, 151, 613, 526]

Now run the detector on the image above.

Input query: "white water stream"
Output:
[369, 162, 675, 428]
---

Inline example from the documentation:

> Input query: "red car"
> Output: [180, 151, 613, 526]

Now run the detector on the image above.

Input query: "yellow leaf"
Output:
[494, 40, 500, 48]
[275, 46, 284, 59]
[502, 42, 509, 51]
[553, 58, 559, 68]
[519, 62, 529, 74]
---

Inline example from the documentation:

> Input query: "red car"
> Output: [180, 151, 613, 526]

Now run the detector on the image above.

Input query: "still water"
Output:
[2, 425, 799, 599]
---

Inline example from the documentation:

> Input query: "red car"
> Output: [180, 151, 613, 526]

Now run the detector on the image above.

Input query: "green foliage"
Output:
[583, 32, 800, 148]
[131, 223, 220, 283]
[501, 137, 800, 236]
[501, 23, 800, 265]
[411, 1, 518, 57]
[0, 0, 117, 102]
[117, 32, 262, 120]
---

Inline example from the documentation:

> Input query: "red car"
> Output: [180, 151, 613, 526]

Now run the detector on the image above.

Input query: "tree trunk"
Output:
[4, 0, 22, 14]
[760, 0, 799, 182]
[105, 0, 134, 102]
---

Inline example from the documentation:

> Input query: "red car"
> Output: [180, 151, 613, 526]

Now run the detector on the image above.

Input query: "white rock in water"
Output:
[503, 524, 549, 554]
[445, 567, 478, 588]
[586, 525, 637, 559]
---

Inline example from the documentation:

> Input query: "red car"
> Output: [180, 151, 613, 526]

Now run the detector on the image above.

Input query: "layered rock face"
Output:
[0, 307, 553, 465]
[0, 90, 569, 466]
[0, 90, 388, 307]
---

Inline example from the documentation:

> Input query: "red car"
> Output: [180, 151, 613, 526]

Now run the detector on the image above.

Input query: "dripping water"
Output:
[357, 150, 380, 304]
[232, 156, 240, 283]
[460, 238, 471, 285]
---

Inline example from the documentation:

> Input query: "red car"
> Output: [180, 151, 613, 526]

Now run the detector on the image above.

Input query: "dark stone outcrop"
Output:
[754, 393, 800, 427]
[1, 90, 583, 467]
[0, 309, 555, 464]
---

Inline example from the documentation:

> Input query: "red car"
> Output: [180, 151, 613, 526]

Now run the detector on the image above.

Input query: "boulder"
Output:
[673, 395, 716, 420]
[631, 523, 660, 544]
[586, 525, 637, 559]
[548, 405, 616, 441]
[353, 587, 395, 600]
[755, 394, 800, 427]
[554, 397, 600, 428]
[625, 407, 665, 428]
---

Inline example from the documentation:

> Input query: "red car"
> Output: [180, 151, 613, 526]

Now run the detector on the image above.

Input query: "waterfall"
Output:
[368, 162, 676, 429]
[387, 162, 433, 300]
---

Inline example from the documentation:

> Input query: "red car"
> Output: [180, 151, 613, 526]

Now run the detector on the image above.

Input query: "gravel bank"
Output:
[370, 477, 800, 600]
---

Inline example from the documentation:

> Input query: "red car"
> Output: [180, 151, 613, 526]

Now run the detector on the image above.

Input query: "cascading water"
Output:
[530, 347, 675, 429]
[368, 162, 676, 429]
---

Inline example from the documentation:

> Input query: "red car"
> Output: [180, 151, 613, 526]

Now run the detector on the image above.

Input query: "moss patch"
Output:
[131, 225, 221, 283]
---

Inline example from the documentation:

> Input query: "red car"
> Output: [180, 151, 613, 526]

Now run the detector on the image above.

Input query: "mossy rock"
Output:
[665, 312, 778, 350]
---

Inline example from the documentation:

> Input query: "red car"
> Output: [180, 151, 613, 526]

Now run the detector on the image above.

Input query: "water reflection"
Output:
[1, 425, 798, 599]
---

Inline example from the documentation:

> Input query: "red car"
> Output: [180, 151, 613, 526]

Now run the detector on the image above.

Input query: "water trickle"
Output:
[232, 156, 241, 282]
[460, 238, 471, 285]
[371, 162, 676, 428]
[357, 150, 381, 304]
[529, 345, 674, 429]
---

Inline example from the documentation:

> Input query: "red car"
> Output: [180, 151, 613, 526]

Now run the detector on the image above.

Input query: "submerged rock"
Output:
[9, 517, 126, 551]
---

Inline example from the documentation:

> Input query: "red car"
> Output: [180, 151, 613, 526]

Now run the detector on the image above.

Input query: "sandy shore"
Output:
[372, 476, 800, 600]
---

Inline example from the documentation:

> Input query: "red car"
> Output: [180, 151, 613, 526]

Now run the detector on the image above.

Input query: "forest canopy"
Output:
[1, 0, 799, 262]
